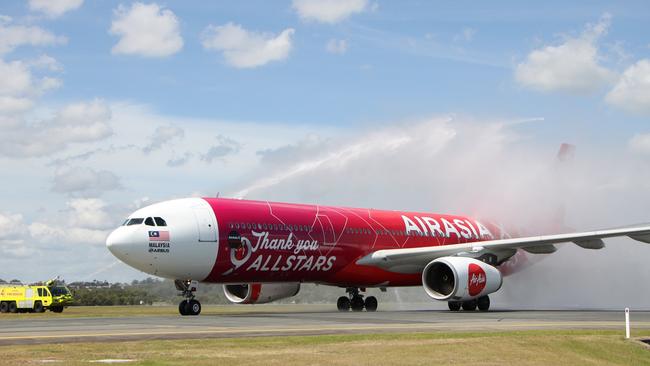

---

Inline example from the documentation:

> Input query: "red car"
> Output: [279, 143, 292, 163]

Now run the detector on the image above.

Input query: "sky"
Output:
[1, 0, 650, 307]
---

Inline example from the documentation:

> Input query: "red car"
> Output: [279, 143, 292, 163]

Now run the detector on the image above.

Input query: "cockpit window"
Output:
[154, 217, 167, 226]
[145, 217, 155, 226]
[122, 219, 129, 226]
[126, 218, 144, 225]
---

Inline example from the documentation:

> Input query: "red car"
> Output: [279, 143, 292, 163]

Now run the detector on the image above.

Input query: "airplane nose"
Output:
[106, 227, 140, 263]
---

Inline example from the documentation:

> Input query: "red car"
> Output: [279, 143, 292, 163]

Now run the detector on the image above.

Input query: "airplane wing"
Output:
[355, 224, 650, 274]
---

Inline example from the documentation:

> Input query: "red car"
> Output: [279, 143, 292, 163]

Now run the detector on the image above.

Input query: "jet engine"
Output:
[223, 283, 301, 304]
[422, 257, 502, 301]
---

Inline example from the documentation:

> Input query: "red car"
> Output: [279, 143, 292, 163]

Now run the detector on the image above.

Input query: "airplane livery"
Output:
[106, 197, 650, 315]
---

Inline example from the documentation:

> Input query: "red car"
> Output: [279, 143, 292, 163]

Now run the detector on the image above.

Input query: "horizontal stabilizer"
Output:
[573, 238, 605, 249]
[523, 245, 557, 254]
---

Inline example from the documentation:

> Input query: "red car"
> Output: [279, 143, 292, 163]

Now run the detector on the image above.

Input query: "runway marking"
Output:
[2, 321, 650, 342]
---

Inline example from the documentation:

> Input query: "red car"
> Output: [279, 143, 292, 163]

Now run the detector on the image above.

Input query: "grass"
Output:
[0, 304, 332, 319]
[0, 330, 648, 365]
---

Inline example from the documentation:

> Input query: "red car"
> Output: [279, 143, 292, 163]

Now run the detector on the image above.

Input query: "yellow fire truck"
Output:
[0, 279, 73, 313]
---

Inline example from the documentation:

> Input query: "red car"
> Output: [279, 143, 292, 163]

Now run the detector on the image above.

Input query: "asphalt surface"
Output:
[1, 307, 648, 345]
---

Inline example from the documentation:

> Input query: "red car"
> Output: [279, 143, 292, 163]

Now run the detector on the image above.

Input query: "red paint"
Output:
[468, 263, 486, 296]
[202, 197, 503, 287]
[248, 283, 261, 303]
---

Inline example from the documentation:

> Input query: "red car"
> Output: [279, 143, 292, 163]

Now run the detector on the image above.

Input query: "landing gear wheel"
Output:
[189, 299, 201, 316]
[337, 296, 350, 311]
[477, 296, 490, 311]
[50, 306, 63, 313]
[8, 302, 17, 313]
[179, 300, 188, 316]
[364, 296, 378, 312]
[448, 301, 461, 311]
[461, 300, 477, 311]
[176, 279, 201, 317]
[0, 302, 8, 313]
[33, 301, 44, 313]
[350, 296, 365, 312]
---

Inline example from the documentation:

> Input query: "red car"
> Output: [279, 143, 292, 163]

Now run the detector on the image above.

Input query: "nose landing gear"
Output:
[175, 279, 201, 316]
[337, 288, 378, 312]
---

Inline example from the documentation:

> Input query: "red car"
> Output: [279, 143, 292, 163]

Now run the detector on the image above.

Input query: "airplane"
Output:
[106, 197, 650, 316]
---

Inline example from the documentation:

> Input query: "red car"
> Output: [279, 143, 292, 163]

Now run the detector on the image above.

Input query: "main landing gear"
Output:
[337, 287, 378, 312]
[175, 279, 201, 316]
[448, 295, 490, 312]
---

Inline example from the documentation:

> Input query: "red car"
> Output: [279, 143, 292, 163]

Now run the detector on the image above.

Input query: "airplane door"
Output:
[193, 207, 217, 242]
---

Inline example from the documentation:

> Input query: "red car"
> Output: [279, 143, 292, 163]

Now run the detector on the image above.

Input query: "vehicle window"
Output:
[127, 218, 144, 225]
[37, 288, 43, 296]
[145, 217, 155, 226]
[50, 287, 69, 296]
[122, 219, 129, 226]
[154, 217, 167, 226]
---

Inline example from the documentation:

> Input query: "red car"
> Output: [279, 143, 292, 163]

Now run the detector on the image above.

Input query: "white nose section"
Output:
[106, 198, 219, 280]
[106, 226, 146, 267]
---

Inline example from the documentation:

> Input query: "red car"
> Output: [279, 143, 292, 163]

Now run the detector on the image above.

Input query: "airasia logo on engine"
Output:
[468, 263, 486, 296]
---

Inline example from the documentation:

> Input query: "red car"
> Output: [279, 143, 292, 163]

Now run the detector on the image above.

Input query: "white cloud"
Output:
[0, 59, 33, 96]
[605, 59, 650, 115]
[0, 99, 113, 158]
[52, 166, 122, 196]
[628, 133, 650, 154]
[0, 18, 67, 55]
[0, 97, 33, 113]
[326, 38, 347, 54]
[0, 17, 65, 117]
[110, 2, 183, 57]
[0, 58, 62, 114]
[41, 99, 112, 149]
[201, 23, 294, 68]
[454, 27, 476, 42]
[28, 0, 84, 18]
[143, 124, 184, 153]
[201, 135, 241, 163]
[67, 198, 116, 230]
[0, 212, 32, 258]
[29, 54, 63, 71]
[28, 222, 108, 246]
[0, 212, 28, 242]
[292, 0, 369, 23]
[515, 14, 615, 94]
[167, 152, 192, 167]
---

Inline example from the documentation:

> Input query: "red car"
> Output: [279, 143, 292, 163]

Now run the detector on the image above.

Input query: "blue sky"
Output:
[1, 0, 650, 287]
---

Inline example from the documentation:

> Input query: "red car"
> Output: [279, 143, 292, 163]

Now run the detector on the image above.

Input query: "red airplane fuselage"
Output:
[204, 198, 505, 287]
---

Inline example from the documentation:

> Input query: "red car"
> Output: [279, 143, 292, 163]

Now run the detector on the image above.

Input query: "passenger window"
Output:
[127, 218, 144, 225]
[154, 217, 167, 226]
[38, 288, 43, 297]
[145, 217, 155, 226]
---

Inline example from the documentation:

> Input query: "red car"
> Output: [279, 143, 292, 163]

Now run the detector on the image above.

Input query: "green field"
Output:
[0, 304, 332, 319]
[0, 330, 648, 365]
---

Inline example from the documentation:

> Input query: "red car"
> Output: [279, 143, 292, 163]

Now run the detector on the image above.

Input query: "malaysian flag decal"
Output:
[149, 230, 170, 241]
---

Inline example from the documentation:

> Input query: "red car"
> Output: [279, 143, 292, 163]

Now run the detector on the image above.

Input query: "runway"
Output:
[1, 305, 648, 345]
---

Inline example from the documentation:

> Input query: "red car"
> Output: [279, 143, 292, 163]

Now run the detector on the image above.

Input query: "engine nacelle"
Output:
[422, 257, 502, 301]
[223, 283, 300, 304]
